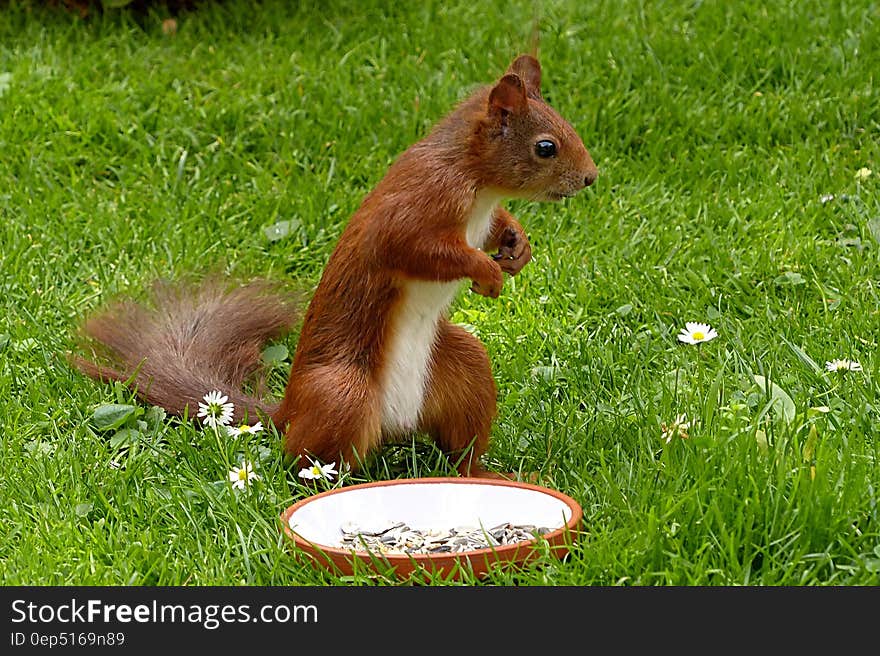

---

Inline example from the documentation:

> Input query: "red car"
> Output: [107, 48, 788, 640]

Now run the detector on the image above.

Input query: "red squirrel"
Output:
[74, 54, 598, 479]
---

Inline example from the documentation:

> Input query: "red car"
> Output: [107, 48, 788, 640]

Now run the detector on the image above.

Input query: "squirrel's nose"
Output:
[584, 169, 598, 187]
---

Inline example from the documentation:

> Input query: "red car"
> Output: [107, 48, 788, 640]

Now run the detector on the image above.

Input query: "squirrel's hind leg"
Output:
[419, 321, 499, 478]
[278, 364, 381, 474]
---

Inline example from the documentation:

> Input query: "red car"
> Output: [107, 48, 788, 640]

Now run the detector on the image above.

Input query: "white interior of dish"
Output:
[287, 481, 574, 548]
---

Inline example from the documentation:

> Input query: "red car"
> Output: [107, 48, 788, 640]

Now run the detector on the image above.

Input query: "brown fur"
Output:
[73, 279, 299, 424]
[74, 55, 597, 478]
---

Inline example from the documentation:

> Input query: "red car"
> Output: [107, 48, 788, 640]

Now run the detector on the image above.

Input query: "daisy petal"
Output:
[678, 322, 717, 345]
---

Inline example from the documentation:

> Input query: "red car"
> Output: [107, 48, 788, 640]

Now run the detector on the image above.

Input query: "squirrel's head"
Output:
[474, 55, 598, 201]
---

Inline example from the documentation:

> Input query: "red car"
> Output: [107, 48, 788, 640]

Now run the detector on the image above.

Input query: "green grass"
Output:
[1, 0, 878, 585]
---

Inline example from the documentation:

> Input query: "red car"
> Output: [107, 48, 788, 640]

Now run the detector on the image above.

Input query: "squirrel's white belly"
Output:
[380, 280, 460, 434]
[380, 190, 501, 434]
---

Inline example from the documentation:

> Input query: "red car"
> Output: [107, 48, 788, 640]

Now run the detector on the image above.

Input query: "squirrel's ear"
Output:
[506, 55, 542, 99]
[488, 73, 528, 122]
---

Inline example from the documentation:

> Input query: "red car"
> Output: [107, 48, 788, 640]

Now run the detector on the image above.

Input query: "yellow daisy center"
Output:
[311, 466, 322, 476]
[237, 469, 249, 481]
[692, 331, 705, 340]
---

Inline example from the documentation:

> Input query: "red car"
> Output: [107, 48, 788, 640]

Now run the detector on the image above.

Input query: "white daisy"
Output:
[227, 421, 263, 437]
[819, 194, 835, 204]
[825, 359, 863, 373]
[661, 413, 692, 444]
[298, 458, 338, 481]
[197, 390, 235, 428]
[228, 461, 260, 490]
[854, 167, 872, 181]
[677, 322, 718, 345]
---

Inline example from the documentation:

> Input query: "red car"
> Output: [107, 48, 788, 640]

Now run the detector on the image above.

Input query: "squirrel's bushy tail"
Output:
[72, 278, 300, 425]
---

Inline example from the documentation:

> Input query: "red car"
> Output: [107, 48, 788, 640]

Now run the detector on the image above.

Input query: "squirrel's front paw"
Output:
[492, 226, 532, 276]
[470, 260, 503, 298]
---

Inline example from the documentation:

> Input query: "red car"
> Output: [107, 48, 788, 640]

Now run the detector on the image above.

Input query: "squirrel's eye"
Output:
[535, 140, 557, 158]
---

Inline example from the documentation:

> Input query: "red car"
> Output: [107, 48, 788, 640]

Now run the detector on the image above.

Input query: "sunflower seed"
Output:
[335, 521, 553, 555]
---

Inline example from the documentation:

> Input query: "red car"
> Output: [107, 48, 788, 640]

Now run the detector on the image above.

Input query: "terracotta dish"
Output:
[281, 477, 583, 579]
